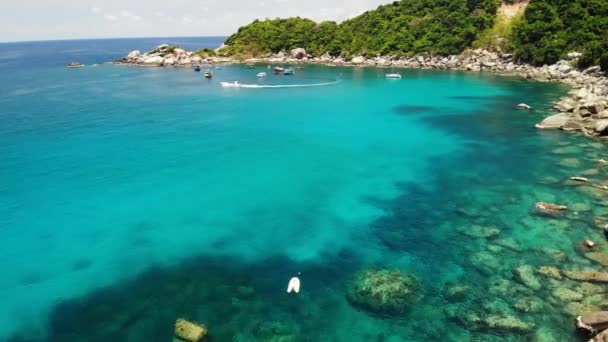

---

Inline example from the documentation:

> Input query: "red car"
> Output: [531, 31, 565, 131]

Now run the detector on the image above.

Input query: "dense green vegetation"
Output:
[223, 0, 608, 71]
[223, 0, 502, 57]
[511, 0, 608, 69]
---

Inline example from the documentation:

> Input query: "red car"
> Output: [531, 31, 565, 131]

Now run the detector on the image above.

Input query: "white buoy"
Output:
[287, 276, 301, 294]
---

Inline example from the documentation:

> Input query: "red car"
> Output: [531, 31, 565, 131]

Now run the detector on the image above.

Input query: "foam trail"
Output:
[221, 80, 339, 89]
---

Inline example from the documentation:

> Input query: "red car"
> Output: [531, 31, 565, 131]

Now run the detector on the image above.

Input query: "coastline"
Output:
[116, 46, 608, 140]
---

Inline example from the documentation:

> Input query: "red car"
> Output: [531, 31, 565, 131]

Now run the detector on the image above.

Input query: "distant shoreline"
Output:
[115, 45, 608, 140]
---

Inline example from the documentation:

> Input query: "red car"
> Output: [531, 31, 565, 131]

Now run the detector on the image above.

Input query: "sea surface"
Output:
[0, 37, 605, 341]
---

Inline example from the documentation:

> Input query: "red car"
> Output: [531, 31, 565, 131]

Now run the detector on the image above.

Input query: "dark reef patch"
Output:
[393, 105, 436, 115]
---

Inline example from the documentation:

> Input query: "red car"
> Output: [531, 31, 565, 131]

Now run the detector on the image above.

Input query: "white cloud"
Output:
[2, 0, 394, 42]
[104, 14, 118, 22]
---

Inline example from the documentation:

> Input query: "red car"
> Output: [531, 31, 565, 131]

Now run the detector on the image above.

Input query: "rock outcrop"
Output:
[346, 269, 422, 315]
[174, 318, 207, 342]
[116, 44, 231, 67]
[290, 48, 306, 60]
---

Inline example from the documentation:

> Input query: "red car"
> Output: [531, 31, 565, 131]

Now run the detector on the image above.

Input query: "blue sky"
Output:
[1, 0, 390, 42]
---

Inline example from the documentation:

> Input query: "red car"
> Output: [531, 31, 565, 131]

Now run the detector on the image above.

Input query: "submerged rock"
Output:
[563, 270, 608, 283]
[552, 287, 583, 302]
[174, 318, 207, 342]
[483, 315, 533, 333]
[346, 269, 422, 315]
[514, 297, 544, 313]
[514, 265, 542, 290]
[535, 202, 568, 215]
[444, 284, 470, 302]
[585, 252, 608, 266]
[535, 113, 570, 129]
[457, 225, 500, 239]
[538, 266, 563, 279]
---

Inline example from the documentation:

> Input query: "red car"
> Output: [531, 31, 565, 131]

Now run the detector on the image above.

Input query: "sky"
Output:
[0, 0, 391, 42]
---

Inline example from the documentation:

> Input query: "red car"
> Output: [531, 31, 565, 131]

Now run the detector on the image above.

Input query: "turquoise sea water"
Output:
[1, 38, 606, 341]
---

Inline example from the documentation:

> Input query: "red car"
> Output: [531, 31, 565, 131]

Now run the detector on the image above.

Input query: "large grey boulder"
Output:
[290, 48, 306, 60]
[577, 311, 608, 333]
[126, 50, 141, 60]
[584, 66, 602, 75]
[555, 98, 577, 112]
[592, 329, 608, 342]
[595, 120, 608, 133]
[142, 56, 164, 66]
[319, 52, 332, 62]
[351, 56, 366, 64]
[535, 113, 570, 129]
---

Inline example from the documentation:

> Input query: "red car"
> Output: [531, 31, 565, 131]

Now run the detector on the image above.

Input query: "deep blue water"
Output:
[0, 38, 604, 341]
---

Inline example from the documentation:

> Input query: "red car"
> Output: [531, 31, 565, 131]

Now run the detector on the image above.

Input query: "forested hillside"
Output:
[223, 0, 608, 71]
[223, 0, 501, 57]
[511, 0, 608, 69]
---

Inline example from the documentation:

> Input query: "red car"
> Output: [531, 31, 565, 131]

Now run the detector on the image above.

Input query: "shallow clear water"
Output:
[1, 38, 605, 342]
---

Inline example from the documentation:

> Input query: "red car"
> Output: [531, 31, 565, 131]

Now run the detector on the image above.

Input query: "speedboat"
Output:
[284, 68, 295, 75]
[194, 65, 201, 72]
[257, 72, 267, 78]
[273, 67, 284, 74]
[204, 70, 213, 79]
[67, 62, 84, 68]
[386, 73, 402, 79]
[221, 81, 241, 88]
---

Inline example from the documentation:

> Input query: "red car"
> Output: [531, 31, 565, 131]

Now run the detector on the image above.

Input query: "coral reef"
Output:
[346, 269, 422, 315]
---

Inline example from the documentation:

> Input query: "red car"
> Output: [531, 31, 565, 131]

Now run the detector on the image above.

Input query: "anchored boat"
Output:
[284, 68, 295, 75]
[221, 81, 241, 88]
[257, 72, 267, 78]
[67, 62, 84, 68]
[385, 73, 402, 79]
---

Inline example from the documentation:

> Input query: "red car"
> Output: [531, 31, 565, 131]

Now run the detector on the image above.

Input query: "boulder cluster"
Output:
[538, 85, 608, 137]
[116, 44, 231, 67]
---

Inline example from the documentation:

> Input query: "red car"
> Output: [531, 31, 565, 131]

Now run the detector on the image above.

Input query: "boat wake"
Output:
[221, 80, 339, 89]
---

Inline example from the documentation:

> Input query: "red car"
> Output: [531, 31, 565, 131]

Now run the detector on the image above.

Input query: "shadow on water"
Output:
[19, 252, 366, 342]
[393, 105, 437, 115]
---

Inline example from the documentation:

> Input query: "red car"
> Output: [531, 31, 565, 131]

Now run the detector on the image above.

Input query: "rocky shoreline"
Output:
[118, 45, 608, 140]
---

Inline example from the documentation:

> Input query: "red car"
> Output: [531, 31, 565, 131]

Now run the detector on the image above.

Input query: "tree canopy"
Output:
[511, 0, 608, 68]
[222, 0, 608, 71]
[223, 0, 501, 57]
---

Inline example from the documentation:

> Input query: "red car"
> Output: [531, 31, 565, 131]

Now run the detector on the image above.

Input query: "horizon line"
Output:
[0, 35, 228, 45]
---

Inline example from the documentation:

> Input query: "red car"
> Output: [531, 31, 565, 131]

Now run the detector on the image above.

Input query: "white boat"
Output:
[257, 72, 267, 78]
[287, 276, 301, 294]
[386, 73, 402, 79]
[221, 81, 241, 88]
